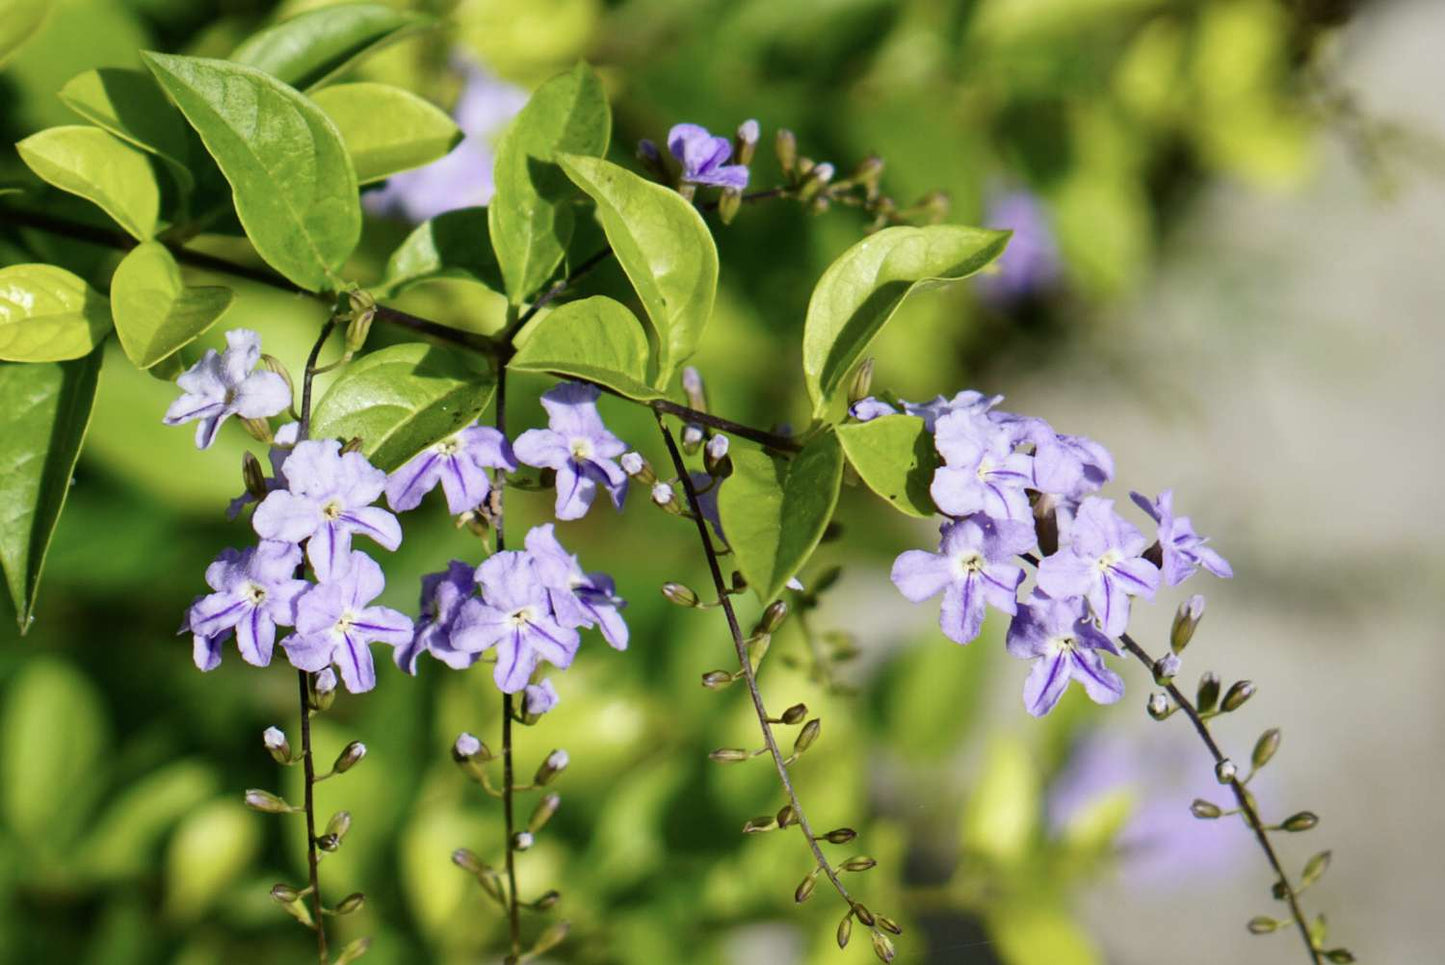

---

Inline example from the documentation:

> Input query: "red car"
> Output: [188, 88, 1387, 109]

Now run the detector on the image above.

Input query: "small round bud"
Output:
[1215, 759, 1238, 784]
[335, 892, 365, 915]
[512, 831, 534, 851]
[811, 162, 836, 185]
[453, 732, 482, 760]
[1248, 916, 1281, 934]
[452, 848, 486, 874]
[244, 789, 294, 814]
[1190, 799, 1223, 819]
[779, 701, 807, 725]
[681, 423, 704, 453]
[621, 451, 644, 475]
[311, 668, 337, 711]
[535, 749, 569, 785]
[759, 600, 789, 635]
[661, 582, 699, 607]
[820, 827, 857, 844]
[1152, 653, 1181, 684]
[332, 741, 365, 774]
[263, 726, 286, 750]
[1281, 811, 1319, 832]
[837, 913, 853, 949]
[1147, 693, 1170, 720]
[1221, 680, 1256, 712]
[1252, 728, 1281, 770]
[682, 365, 704, 400]
[1171, 594, 1206, 653]
[701, 670, 735, 689]
[737, 118, 760, 152]
[271, 883, 301, 903]
[651, 481, 675, 506]
[776, 129, 798, 176]
[705, 434, 729, 461]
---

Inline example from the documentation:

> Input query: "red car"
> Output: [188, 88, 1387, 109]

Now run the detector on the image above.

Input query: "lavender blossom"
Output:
[513, 382, 628, 521]
[451, 551, 580, 693]
[396, 560, 480, 673]
[1037, 497, 1159, 636]
[187, 540, 310, 670]
[891, 515, 1032, 645]
[163, 329, 290, 449]
[848, 390, 1002, 431]
[977, 189, 1061, 305]
[386, 425, 517, 514]
[667, 123, 749, 190]
[1130, 490, 1233, 586]
[523, 678, 559, 716]
[253, 440, 402, 580]
[283, 551, 414, 693]
[524, 523, 628, 650]
[930, 409, 1034, 523]
[1006, 592, 1124, 717]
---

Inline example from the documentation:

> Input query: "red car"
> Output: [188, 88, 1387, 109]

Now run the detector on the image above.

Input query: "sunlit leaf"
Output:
[961, 736, 1039, 867]
[379, 206, 504, 296]
[836, 414, 939, 517]
[85, 760, 218, 880]
[0, 0, 48, 68]
[58, 67, 196, 192]
[311, 82, 461, 185]
[0, 264, 111, 363]
[16, 125, 160, 241]
[989, 900, 1102, 965]
[229, 3, 432, 92]
[163, 799, 260, 921]
[110, 242, 233, 371]
[510, 296, 660, 401]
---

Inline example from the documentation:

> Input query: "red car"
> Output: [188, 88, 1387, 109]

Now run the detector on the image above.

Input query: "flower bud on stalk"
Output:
[529, 793, 560, 832]
[681, 422, 705, 454]
[662, 582, 700, 607]
[758, 600, 789, 635]
[736, 119, 760, 166]
[326, 810, 351, 840]
[532, 889, 561, 910]
[534, 749, 569, 786]
[848, 358, 875, 406]
[1196, 672, 1221, 714]
[263, 726, 291, 764]
[1172, 595, 1206, 653]
[309, 668, 336, 712]
[776, 129, 798, 177]
[243, 452, 269, 502]
[244, 789, 296, 814]
[652, 481, 682, 514]
[718, 188, 742, 225]
[1221, 680, 1255, 712]
[335, 892, 365, 915]
[343, 290, 375, 356]
[621, 451, 656, 485]
[331, 741, 365, 774]
[704, 434, 731, 476]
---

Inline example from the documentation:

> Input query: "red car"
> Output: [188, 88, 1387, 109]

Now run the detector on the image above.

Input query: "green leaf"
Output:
[988, 900, 1102, 965]
[229, 4, 432, 92]
[0, 350, 101, 630]
[110, 242, 233, 370]
[802, 224, 1011, 417]
[510, 296, 660, 401]
[962, 736, 1039, 867]
[310, 343, 497, 471]
[490, 62, 610, 305]
[311, 82, 461, 185]
[379, 206, 504, 296]
[0, 0, 48, 68]
[717, 430, 843, 602]
[558, 154, 718, 387]
[58, 67, 195, 192]
[0, 264, 112, 362]
[836, 414, 939, 517]
[16, 125, 160, 241]
[143, 53, 361, 293]
[84, 760, 218, 880]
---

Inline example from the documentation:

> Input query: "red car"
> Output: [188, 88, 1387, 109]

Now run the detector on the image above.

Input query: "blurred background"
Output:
[2, 0, 1442, 962]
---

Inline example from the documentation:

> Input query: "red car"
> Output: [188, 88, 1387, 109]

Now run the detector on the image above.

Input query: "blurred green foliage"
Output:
[0, 0, 1341, 961]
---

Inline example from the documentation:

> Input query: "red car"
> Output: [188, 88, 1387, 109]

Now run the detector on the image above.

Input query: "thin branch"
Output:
[1119, 632, 1323, 965]
[297, 671, 328, 962]
[493, 362, 524, 959]
[655, 413, 858, 913]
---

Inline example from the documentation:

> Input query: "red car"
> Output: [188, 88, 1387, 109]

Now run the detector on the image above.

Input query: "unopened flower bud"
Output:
[709, 748, 750, 763]
[332, 741, 365, 774]
[335, 892, 365, 915]
[1221, 680, 1256, 712]
[240, 417, 273, 443]
[681, 422, 704, 453]
[310, 668, 337, 710]
[877, 916, 903, 936]
[872, 929, 896, 963]
[820, 827, 856, 844]
[718, 188, 742, 225]
[841, 855, 877, 872]
[852, 155, 885, 198]
[243, 451, 269, 501]
[917, 189, 950, 223]
[1147, 693, 1170, 719]
[662, 582, 699, 607]
[335, 937, 371, 965]
[1281, 811, 1319, 832]
[344, 294, 375, 356]
[271, 883, 301, 903]
[853, 904, 876, 927]
[1171, 594, 1206, 653]
[779, 701, 807, 725]
[776, 129, 797, 176]
[811, 162, 835, 185]
[742, 815, 777, 834]
[245, 789, 294, 814]
[512, 831, 534, 851]
[452, 848, 486, 874]
[339, 436, 364, 455]
[316, 832, 340, 851]
[704, 433, 730, 474]
[621, 451, 655, 483]
[1190, 799, 1223, 819]
[651, 481, 677, 507]
[1248, 916, 1281, 934]
[1324, 950, 1357, 963]
[701, 670, 735, 689]
[848, 358, 875, 406]
[776, 804, 796, 827]
[530, 921, 570, 958]
[529, 792, 560, 832]
[795, 871, 819, 902]
[326, 810, 351, 839]
[1252, 728, 1281, 770]
[532, 889, 561, 910]
[534, 749, 568, 785]
[793, 718, 821, 755]
[1215, 759, 1237, 784]
[736, 118, 760, 164]
[263, 726, 291, 763]
[837, 913, 853, 949]
[1196, 672, 1221, 714]
[453, 732, 482, 760]
[1153, 653, 1181, 684]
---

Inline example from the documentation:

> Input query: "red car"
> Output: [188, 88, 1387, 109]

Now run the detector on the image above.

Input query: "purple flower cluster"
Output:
[666, 123, 750, 190]
[862, 390, 1231, 717]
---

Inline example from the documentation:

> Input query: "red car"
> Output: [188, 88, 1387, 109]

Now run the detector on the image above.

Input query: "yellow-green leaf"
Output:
[110, 242, 233, 370]
[0, 0, 48, 68]
[0, 264, 112, 362]
[311, 82, 461, 185]
[58, 67, 196, 193]
[16, 125, 160, 241]
[510, 296, 660, 402]
[379, 207, 503, 296]
[836, 414, 940, 517]
[229, 4, 432, 92]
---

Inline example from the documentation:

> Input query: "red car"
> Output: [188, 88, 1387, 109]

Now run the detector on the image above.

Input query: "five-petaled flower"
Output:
[451, 551, 580, 693]
[253, 440, 402, 580]
[188, 540, 310, 671]
[891, 515, 1033, 645]
[525, 523, 629, 650]
[1006, 591, 1124, 717]
[1130, 490, 1233, 586]
[930, 409, 1034, 523]
[283, 551, 414, 693]
[386, 424, 517, 514]
[164, 329, 291, 449]
[396, 560, 481, 674]
[513, 382, 629, 521]
[1037, 496, 1160, 636]
[667, 123, 750, 190]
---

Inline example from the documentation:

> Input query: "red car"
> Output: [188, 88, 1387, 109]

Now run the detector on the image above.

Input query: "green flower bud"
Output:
[1196, 672, 1221, 714]
[1247, 916, 1280, 934]
[793, 718, 821, 755]
[701, 670, 735, 689]
[335, 892, 365, 915]
[1252, 728, 1281, 770]
[1171, 594, 1205, 653]
[742, 815, 778, 834]
[244, 789, 295, 814]
[1215, 759, 1238, 784]
[451, 848, 486, 875]
[837, 913, 853, 949]
[661, 582, 699, 607]
[334, 937, 371, 965]
[1281, 811, 1319, 832]
[1221, 679, 1256, 712]
[848, 358, 875, 406]
[776, 804, 796, 828]
[819, 827, 857, 844]
[872, 929, 897, 963]
[1302, 850, 1332, 887]
[779, 702, 807, 725]
[776, 129, 798, 177]
[332, 740, 366, 774]
[270, 883, 301, 903]
[841, 855, 877, 872]
[795, 871, 818, 903]
[529, 793, 560, 833]
[1190, 799, 1223, 819]
[709, 747, 750, 763]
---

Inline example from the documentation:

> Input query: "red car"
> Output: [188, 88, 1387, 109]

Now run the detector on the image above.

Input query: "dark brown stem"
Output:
[1119, 632, 1322, 965]
[297, 670, 327, 963]
[492, 361, 523, 959]
[655, 414, 856, 912]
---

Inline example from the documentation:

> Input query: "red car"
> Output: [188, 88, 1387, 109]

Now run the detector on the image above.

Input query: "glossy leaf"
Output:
[0, 351, 102, 631]
[0, 264, 112, 362]
[558, 154, 718, 387]
[110, 242, 233, 370]
[0, 0, 47, 68]
[490, 63, 610, 305]
[510, 296, 660, 401]
[310, 343, 497, 471]
[311, 82, 461, 185]
[229, 4, 432, 91]
[379, 206, 503, 296]
[58, 67, 195, 192]
[802, 225, 1011, 416]
[836, 414, 939, 517]
[717, 430, 843, 602]
[16, 125, 160, 241]
[143, 53, 361, 293]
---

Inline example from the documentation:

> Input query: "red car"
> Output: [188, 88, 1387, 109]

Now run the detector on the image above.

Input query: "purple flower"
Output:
[978, 189, 1061, 305]
[282, 551, 414, 693]
[930, 410, 1034, 523]
[1006, 592, 1124, 717]
[163, 329, 291, 449]
[667, 123, 749, 190]
[513, 382, 628, 521]
[891, 515, 1032, 645]
[227, 422, 300, 519]
[386, 425, 517, 515]
[253, 440, 402, 581]
[523, 678, 559, 716]
[524, 523, 628, 650]
[396, 560, 480, 673]
[848, 390, 1003, 431]
[989, 413, 1114, 499]
[451, 551, 580, 693]
[1037, 497, 1160, 636]
[187, 540, 310, 670]
[1130, 490, 1233, 586]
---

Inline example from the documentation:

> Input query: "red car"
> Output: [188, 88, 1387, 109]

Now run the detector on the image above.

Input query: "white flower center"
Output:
[569, 437, 594, 461]
[508, 605, 540, 629]
[1096, 549, 1122, 572]
[975, 456, 995, 482]
[434, 438, 460, 456]
[243, 581, 267, 605]
[334, 609, 357, 634]
[321, 498, 343, 520]
[1048, 635, 1078, 657]
[951, 551, 985, 579]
